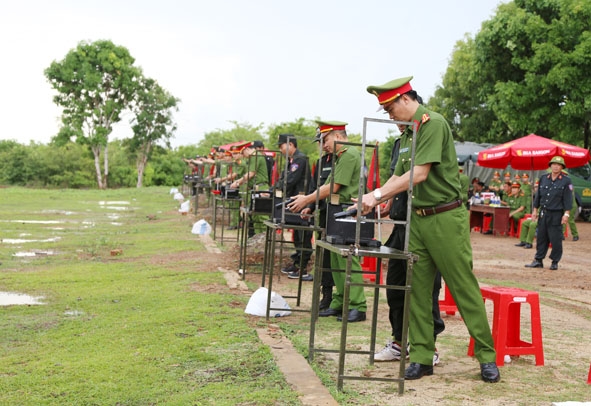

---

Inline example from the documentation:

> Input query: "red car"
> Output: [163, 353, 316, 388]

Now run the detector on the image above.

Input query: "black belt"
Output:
[414, 199, 463, 217]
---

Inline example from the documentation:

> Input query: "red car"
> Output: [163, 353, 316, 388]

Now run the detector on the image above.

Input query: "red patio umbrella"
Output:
[477, 134, 590, 170]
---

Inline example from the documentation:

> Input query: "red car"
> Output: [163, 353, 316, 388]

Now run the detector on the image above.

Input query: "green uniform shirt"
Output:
[394, 105, 461, 207]
[248, 154, 270, 189]
[505, 192, 526, 211]
[325, 147, 362, 203]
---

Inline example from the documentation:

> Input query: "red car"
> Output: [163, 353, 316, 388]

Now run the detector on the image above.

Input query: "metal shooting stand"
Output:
[307, 117, 419, 395]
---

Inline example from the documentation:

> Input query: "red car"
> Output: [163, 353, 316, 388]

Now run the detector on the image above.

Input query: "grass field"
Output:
[0, 187, 299, 405]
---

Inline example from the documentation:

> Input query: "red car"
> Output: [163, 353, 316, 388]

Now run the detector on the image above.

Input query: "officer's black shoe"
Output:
[336, 309, 366, 322]
[480, 362, 501, 383]
[515, 242, 526, 247]
[550, 261, 558, 270]
[524, 243, 533, 249]
[483, 230, 493, 235]
[318, 308, 340, 317]
[525, 260, 543, 268]
[573, 236, 579, 241]
[404, 362, 433, 380]
[281, 264, 298, 274]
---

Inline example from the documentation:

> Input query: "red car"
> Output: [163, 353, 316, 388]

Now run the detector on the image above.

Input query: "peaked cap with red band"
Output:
[366, 76, 414, 106]
[315, 120, 348, 141]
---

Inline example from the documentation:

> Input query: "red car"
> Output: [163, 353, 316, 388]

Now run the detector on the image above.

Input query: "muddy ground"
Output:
[199, 209, 591, 405]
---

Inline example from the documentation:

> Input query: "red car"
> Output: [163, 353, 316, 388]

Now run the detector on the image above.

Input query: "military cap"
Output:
[315, 120, 347, 140]
[366, 76, 414, 106]
[549, 155, 566, 168]
[514, 174, 521, 180]
[493, 171, 500, 177]
[504, 172, 511, 178]
[522, 173, 529, 179]
[511, 182, 521, 188]
[277, 133, 297, 147]
[252, 140, 264, 149]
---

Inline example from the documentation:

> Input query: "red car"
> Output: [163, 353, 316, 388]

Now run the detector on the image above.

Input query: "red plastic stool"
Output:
[482, 215, 492, 233]
[467, 286, 544, 366]
[361, 256, 383, 284]
[439, 284, 458, 316]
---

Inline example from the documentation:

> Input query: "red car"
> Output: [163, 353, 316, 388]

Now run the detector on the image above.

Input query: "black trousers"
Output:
[292, 228, 313, 269]
[384, 225, 445, 342]
[535, 209, 564, 262]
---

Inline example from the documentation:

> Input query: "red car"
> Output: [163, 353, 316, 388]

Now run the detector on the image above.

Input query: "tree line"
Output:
[3, 0, 589, 190]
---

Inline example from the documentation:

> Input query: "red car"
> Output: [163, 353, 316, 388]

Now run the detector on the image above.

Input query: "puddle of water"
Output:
[99, 201, 130, 205]
[0, 292, 45, 306]
[2, 237, 61, 244]
[64, 310, 84, 316]
[0, 220, 65, 224]
[13, 250, 54, 257]
[102, 206, 128, 211]
[41, 210, 75, 215]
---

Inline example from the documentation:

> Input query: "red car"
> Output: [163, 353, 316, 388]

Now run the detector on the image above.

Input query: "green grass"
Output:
[0, 187, 299, 405]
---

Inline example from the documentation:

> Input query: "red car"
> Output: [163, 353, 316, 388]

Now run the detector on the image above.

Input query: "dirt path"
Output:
[204, 220, 591, 404]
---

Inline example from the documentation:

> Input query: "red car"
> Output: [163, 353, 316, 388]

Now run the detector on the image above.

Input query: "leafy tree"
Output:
[127, 77, 180, 187]
[430, 0, 591, 148]
[44, 40, 142, 188]
[266, 118, 319, 163]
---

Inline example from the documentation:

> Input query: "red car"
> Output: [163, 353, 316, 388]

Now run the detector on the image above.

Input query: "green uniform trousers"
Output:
[563, 204, 578, 238]
[520, 219, 537, 244]
[408, 207, 496, 365]
[328, 253, 367, 312]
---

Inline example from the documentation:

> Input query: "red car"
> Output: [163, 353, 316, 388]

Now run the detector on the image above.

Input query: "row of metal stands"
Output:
[258, 119, 419, 394]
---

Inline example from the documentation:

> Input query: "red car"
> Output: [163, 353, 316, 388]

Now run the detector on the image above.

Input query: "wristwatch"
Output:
[373, 188, 382, 201]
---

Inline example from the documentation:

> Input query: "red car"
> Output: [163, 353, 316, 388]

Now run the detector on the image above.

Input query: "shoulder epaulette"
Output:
[422, 113, 430, 124]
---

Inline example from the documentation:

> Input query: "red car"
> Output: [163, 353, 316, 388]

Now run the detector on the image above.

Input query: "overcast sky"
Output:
[0, 0, 506, 148]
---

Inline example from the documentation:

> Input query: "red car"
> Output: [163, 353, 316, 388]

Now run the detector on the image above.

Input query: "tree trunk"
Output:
[92, 145, 105, 189]
[103, 144, 109, 189]
[136, 141, 152, 188]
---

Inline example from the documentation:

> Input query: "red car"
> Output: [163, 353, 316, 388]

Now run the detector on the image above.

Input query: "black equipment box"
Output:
[224, 188, 240, 199]
[325, 203, 379, 247]
[272, 197, 312, 226]
[251, 191, 273, 213]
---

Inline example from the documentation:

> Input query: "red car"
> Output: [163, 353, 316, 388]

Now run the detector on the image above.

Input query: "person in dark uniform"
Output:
[275, 133, 313, 281]
[358, 76, 499, 382]
[525, 156, 573, 270]
[375, 123, 445, 365]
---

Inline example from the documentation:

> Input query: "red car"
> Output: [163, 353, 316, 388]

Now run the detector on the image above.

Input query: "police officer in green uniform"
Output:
[287, 121, 367, 323]
[525, 156, 573, 270]
[357, 76, 500, 382]
[502, 182, 527, 234]
[230, 143, 270, 236]
[521, 173, 533, 213]
[488, 171, 502, 195]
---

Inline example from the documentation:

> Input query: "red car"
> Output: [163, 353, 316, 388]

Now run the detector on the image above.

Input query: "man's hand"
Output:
[286, 194, 309, 213]
[351, 192, 378, 215]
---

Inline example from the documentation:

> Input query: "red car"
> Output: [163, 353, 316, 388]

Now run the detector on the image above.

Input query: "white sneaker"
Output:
[433, 349, 440, 366]
[374, 340, 409, 362]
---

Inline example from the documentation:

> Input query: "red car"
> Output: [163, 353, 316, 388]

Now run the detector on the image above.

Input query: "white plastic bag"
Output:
[191, 219, 212, 235]
[244, 287, 291, 317]
[170, 187, 179, 195]
[173, 192, 184, 201]
[179, 200, 190, 213]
